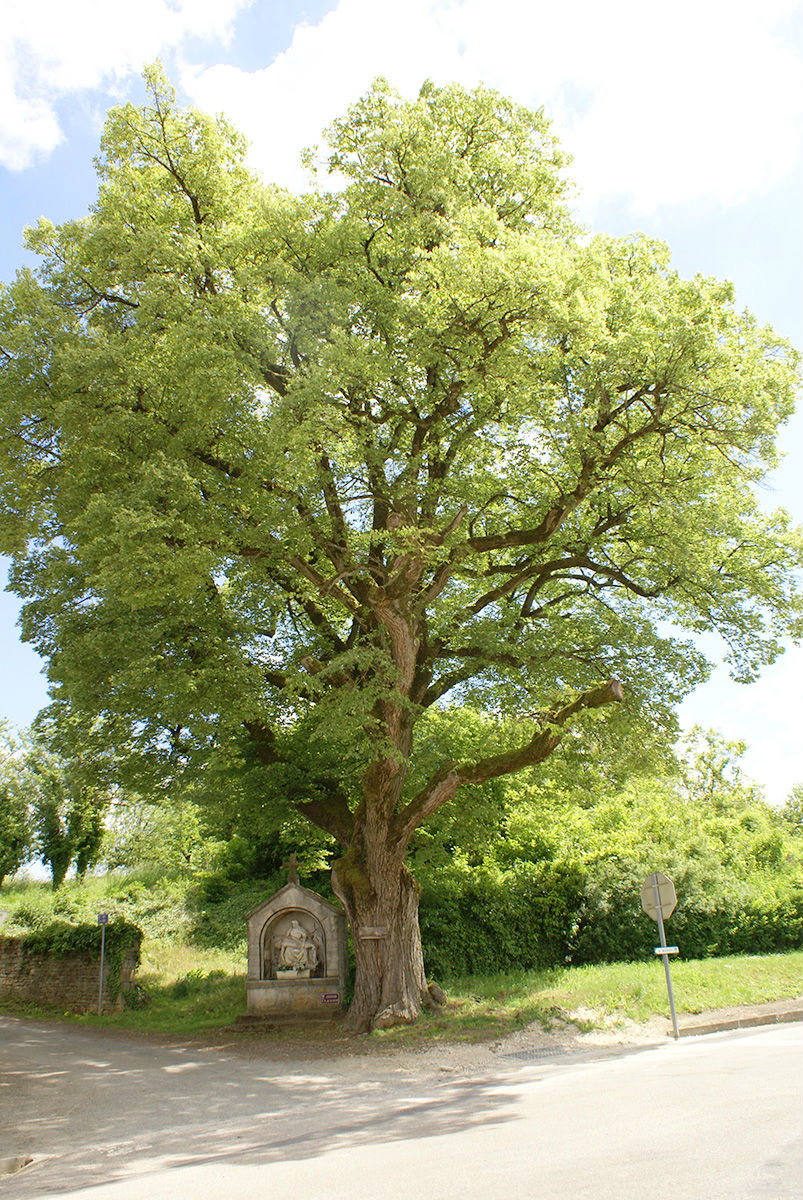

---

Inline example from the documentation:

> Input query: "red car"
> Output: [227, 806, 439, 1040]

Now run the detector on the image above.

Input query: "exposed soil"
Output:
[175, 996, 801, 1077]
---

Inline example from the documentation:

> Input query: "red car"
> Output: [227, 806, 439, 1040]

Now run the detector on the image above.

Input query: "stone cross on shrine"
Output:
[282, 853, 300, 885]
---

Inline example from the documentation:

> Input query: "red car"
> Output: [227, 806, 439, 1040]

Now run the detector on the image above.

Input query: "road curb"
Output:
[679, 1007, 803, 1038]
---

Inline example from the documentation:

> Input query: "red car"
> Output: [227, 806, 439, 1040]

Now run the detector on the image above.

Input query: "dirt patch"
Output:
[0, 1156, 34, 1176]
[194, 1003, 674, 1076]
[195, 996, 800, 1076]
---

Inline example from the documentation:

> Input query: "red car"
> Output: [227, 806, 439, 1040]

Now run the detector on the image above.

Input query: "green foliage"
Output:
[420, 862, 584, 977]
[407, 708, 515, 870]
[211, 827, 334, 883]
[566, 859, 803, 965]
[0, 798, 29, 885]
[419, 857, 803, 977]
[103, 795, 223, 875]
[0, 726, 31, 885]
[6, 716, 113, 887]
[409, 704, 676, 873]
[4, 896, 54, 930]
[781, 784, 803, 833]
[188, 864, 340, 951]
[415, 723, 803, 974]
[2, 870, 193, 944]
[184, 728, 343, 882]
[169, 967, 227, 999]
[0, 863, 332, 960]
[187, 875, 282, 951]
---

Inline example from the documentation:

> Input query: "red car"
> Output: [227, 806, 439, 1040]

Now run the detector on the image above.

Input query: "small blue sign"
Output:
[97, 913, 109, 925]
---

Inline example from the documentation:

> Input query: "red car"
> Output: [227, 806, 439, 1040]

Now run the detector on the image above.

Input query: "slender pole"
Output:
[98, 923, 107, 1016]
[653, 877, 679, 1040]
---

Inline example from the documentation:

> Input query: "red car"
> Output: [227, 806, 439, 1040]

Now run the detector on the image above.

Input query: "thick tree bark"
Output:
[331, 841, 433, 1033]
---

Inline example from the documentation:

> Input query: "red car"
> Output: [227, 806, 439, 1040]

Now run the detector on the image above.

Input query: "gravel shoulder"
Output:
[172, 995, 803, 1076]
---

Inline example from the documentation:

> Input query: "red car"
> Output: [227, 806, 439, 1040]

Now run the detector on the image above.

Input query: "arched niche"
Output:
[260, 908, 326, 980]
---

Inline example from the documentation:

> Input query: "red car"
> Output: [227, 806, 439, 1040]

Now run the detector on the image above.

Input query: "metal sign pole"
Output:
[652, 878, 679, 1040]
[97, 913, 108, 1015]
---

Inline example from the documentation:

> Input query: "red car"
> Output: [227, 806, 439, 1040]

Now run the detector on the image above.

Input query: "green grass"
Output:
[138, 940, 243, 983]
[0, 973, 248, 1037]
[367, 951, 803, 1047]
[535, 953, 803, 1022]
[1, 947, 799, 1043]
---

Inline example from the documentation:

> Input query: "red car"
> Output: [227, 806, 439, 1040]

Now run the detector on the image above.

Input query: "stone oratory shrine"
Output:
[244, 856, 349, 1018]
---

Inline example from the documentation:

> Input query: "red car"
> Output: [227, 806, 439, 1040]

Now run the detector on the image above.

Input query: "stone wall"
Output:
[0, 936, 138, 1013]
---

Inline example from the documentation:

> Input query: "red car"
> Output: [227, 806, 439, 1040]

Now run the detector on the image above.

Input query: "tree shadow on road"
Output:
[3, 1017, 528, 1196]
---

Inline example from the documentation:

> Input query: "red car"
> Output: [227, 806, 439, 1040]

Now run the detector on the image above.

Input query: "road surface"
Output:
[1, 1017, 800, 1198]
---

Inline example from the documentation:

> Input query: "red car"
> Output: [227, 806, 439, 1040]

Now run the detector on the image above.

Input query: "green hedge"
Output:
[670, 895, 803, 959]
[566, 859, 803, 964]
[419, 863, 585, 978]
[419, 862, 803, 978]
[17, 919, 142, 1000]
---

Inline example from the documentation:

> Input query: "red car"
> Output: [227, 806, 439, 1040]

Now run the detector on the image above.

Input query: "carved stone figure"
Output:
[276, 919, 318, 972]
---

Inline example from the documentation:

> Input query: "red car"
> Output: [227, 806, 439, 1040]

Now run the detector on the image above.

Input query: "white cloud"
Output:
[0, 77, 62, 172]
[6, 0, 800, 209]
[0, 0, 253, 169]
[180, 0, 467, 193]
[182, 0, 802, 212]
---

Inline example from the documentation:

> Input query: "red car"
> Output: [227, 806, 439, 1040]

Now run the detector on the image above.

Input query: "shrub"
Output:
[170, 968, 227, 998]
[6, 897, 55, 931]
[568, 860, 803, 966]
[419, 863, 585, 978]
[418, 858, 803, 978]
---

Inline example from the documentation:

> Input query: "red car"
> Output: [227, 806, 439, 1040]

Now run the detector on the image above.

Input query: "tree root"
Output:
[371, 1003, 420, 1030]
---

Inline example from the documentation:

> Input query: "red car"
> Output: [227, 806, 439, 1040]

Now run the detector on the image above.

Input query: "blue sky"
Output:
[1, 0, 801, 802]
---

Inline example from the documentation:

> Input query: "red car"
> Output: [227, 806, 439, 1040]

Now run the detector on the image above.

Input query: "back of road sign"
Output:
[640, 872, 677, 921]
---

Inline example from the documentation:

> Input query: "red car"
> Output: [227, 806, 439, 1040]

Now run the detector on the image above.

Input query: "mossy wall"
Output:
[0, 921, 141, 1012]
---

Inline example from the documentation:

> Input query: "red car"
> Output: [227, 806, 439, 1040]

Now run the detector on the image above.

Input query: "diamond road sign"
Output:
[640, 872, 677, 922]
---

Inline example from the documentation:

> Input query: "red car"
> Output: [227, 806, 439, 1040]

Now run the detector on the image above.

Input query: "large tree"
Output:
[0, 724, 31, 886]
[0, 69, 800, 1028]
[15, 717, 111, 887]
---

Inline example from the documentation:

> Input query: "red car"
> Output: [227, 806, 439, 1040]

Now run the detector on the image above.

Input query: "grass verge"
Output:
[0, 949, 800, 1044]
[368, 950, 803, 1047]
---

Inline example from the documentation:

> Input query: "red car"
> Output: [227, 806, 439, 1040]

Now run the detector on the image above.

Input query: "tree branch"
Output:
[392, 679, 625, 846]
[290, 796, 354, 847]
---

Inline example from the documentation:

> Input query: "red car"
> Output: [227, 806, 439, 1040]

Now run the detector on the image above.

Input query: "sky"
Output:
[1, 0, 801, 804]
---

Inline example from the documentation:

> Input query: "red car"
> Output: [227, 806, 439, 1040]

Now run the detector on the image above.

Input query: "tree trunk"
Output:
[332, 841, 433, 1033]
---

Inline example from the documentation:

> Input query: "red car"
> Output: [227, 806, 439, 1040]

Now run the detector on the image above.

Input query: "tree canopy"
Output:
[0, 67, 800, 1027]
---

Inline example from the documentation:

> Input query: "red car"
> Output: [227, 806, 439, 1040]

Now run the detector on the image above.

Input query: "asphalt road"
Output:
[1, 1017, 800, 1199]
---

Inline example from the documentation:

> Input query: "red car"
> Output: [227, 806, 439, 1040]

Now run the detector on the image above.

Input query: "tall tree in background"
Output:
[0, 69, 800, 1027]
[21, 718, 110, 888]
[0, 724, 31, 886]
